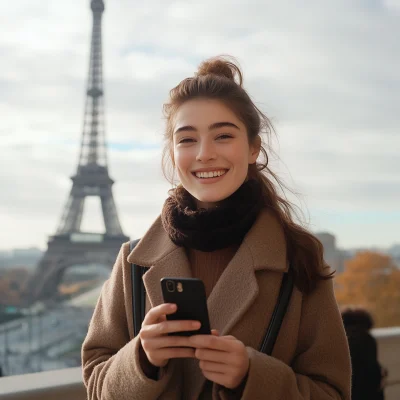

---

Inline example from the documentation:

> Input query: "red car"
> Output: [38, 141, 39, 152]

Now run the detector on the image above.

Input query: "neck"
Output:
[195, 200, 220, 210]
[194, 180, 248, 210]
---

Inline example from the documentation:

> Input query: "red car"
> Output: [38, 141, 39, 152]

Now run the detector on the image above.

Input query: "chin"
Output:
[195, 190, 235, 205]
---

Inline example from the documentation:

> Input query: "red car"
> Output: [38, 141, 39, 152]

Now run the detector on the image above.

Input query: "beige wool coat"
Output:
[82, 209, 351, 399]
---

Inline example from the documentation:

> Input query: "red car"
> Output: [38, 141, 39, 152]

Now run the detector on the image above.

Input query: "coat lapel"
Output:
[207, 242, 258, 336]
[126, 216, 192, 309]
[142, 249, 192, 308]
[207, 209, 288, 337]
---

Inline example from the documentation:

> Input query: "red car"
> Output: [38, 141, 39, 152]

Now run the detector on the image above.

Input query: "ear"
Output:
[249, 135, 261, 164]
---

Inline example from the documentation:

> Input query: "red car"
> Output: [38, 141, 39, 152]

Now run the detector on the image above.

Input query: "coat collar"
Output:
[127, 207, 288, 331]
[127, 208, 287, 397]
[127, 207, 287, 273]
[127, 208, 288, 313]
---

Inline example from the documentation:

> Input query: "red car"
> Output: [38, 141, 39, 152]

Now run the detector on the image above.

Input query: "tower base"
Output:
[24, 232, 129, 304]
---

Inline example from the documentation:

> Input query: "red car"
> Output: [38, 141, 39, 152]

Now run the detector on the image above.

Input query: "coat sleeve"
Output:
[220, 275, 351, 400]
[81, 243, 178, 400]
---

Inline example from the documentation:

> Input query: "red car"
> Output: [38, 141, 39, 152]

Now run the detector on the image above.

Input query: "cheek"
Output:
[230, 143, 251, 169]
[173, 148, 191, 172]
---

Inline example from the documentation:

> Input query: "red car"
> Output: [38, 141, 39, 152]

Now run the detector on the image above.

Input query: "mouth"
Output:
[191, 169, 229, 179]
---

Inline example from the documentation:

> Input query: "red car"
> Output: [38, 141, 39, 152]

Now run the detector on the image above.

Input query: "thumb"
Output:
[211, 329, 220, 336]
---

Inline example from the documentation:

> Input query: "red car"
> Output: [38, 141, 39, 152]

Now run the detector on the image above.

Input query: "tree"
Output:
[0, 267, 30, 306]
[335, 251, 400, 328]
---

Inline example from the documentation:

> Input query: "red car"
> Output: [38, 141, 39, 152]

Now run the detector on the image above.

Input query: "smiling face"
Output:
[172, 98, 260, 208]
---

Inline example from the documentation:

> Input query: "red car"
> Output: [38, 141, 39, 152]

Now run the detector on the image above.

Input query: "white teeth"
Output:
[195, 170, 227, 179]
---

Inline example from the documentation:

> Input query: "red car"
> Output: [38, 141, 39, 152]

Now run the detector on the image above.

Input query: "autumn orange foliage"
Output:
[0, 267, 30, 306]
[335, 251, 400, 328]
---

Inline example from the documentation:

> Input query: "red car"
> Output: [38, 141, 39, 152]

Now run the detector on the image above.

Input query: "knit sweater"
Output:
[186, 245, 239, 298]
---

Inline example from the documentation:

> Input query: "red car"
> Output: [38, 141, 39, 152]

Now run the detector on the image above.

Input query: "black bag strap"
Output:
[129, 239, 294, 355]
[260, 267, 294, 355]
[130, 239, 149, 337]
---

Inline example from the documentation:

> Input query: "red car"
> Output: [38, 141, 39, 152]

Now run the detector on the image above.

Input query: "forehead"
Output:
[174, 99, 244, 130]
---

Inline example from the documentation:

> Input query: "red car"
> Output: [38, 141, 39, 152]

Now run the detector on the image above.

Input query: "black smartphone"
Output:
[160, 277, 211, 336]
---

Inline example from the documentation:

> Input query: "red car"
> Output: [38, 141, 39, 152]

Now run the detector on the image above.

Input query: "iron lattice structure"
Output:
[26, 0, 129, 303]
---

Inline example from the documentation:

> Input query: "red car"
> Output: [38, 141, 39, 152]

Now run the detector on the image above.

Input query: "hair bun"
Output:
[196, 56, 243, 86]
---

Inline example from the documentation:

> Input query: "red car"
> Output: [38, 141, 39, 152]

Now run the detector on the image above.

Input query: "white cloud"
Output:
[383, 0, 400, 12]
[0, 0, 399, 250]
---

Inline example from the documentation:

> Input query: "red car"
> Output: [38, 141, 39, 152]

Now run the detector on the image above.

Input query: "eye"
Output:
[216, 134, 233, 140]
[178, 137, 196, 144]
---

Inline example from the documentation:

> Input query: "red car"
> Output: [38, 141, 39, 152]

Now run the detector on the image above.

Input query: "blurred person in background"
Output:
[341, 306, 387, 400]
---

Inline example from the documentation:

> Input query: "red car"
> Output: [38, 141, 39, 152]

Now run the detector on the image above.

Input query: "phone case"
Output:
[161, 277, 211, 336]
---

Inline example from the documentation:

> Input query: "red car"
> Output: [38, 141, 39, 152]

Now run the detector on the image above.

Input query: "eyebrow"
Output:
[174, 121, 240, 134]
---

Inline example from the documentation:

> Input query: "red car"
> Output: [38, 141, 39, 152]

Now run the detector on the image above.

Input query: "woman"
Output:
[82, 56, 351, 399]
[342, 307, 386, 400]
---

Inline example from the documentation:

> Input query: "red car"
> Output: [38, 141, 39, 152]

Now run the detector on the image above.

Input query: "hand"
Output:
[139, 303, 200, 367]
[189, 333, 250, 389]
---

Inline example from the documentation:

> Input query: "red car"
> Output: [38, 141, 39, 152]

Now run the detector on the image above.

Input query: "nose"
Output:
[196, 140, 216, 162]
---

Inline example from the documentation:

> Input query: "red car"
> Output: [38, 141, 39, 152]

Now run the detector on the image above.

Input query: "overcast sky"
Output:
[0, 0, 399, 251]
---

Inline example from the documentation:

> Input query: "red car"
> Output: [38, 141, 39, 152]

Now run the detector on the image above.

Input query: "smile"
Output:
[192, 170, 228, 179]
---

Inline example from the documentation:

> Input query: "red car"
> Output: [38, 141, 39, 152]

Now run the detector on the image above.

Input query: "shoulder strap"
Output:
[129, 239, 148, 337]
[259, 267, 294, 355]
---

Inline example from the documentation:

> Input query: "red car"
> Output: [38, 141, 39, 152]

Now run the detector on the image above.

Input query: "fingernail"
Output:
[170, 304, 177, 310]
[192, 321, 201, 328]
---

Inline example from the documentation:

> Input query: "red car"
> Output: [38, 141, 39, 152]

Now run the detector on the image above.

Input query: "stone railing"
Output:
[373, 326, 400, 400]
[0, 327, 399, 399]
[0, 367, 85, 400]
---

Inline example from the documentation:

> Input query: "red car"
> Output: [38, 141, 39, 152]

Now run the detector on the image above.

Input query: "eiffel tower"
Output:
[25, 0, 129, 303]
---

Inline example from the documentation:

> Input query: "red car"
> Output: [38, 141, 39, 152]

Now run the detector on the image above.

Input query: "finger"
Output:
[190, 335, 235, 352]
[211, 329, 219, 336]
[156, 347, 196, 360]
[195, 348, 234, 364]
[142, 303, 176, 326]
[199, 360, 233, 374]
[143, 336, 193, 350]
[201, 370, 226, 387]
[142, 319, 201, 338]
[221, 335, 236, 340]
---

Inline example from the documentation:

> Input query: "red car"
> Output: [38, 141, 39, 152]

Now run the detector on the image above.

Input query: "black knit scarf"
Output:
[161, 179, 263, 252]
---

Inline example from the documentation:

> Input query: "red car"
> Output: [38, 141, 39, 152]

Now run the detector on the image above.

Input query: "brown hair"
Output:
[162, 55, 333, 294]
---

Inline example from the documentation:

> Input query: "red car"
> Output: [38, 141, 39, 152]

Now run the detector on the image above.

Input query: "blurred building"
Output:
[0, 248, 43, 270]
[315, 232, 345, 274]
[388, 244, 400, 267]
